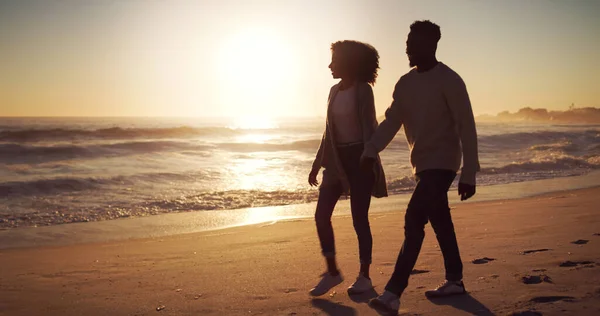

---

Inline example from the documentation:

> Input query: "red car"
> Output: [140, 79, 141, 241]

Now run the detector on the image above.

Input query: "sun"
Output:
[216, 27, 299, 118]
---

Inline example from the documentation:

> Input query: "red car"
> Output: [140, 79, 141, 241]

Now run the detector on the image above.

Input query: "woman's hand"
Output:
[308, 169, 319, 187]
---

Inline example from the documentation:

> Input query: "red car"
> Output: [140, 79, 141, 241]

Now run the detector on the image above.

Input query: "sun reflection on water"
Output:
[241, 205, 281, 225]
[230, 116, 278, 130]
[236, 133, 272, 144]
[227, 155, 293, 192]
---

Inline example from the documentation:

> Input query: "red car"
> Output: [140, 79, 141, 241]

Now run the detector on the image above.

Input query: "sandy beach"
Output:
[1, 187, 599, 316]
[2, 1, 599, 315]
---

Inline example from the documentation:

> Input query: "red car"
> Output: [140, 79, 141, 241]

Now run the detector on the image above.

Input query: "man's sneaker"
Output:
[368, 291, 400, 316]
[309, 272, 343, 296]
[347, 273, 373, 294]
[425, 280, 466, 298]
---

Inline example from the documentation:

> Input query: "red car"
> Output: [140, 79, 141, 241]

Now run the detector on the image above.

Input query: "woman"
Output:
[309, 40, 388, 296]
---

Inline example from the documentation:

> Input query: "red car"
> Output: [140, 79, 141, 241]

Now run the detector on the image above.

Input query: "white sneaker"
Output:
[347, 273, 373, 294]
[425, 280, 466, 298]
[309, 272, 343, 296]
[368, 291, 400, 315]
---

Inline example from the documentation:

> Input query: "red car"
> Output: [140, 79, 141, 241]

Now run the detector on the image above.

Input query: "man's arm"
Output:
[362, 81, 404, 159]
[445, 73, 480, 186]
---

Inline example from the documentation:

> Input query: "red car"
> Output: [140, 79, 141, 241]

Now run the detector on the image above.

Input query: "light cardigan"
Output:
[311, 81, 388, 198]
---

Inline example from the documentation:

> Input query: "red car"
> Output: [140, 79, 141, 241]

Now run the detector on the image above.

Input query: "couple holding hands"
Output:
[308, 20, 480, 315]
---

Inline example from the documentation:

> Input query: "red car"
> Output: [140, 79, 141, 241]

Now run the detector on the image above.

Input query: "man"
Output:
[361, 20, 480, 315]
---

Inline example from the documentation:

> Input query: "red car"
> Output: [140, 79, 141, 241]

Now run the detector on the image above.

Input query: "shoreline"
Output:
[1, 171, 599, 250]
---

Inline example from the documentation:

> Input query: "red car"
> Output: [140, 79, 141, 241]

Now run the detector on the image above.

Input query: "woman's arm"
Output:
[358, 83, 378, 138]
[311, 131, 326, 173]
[312, 84, 338, 173]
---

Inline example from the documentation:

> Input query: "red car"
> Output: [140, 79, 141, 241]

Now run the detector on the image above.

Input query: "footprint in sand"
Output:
[283, 288, 298, 294]
[478, 274, 499, 281]
[529, 296, 575, 303]
[571, 239, 589, 245]
[521, 274, 553, 284]
[410, 269, 430, 275]
[521, 249, 550, 255]
[593, 233, 600, 236]
[559, 260, 595, 268]
[472, 257, 496, 264]
[508, 311, 543, 316]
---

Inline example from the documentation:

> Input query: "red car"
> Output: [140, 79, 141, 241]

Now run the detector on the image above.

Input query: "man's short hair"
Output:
[410, 20, 441, 42]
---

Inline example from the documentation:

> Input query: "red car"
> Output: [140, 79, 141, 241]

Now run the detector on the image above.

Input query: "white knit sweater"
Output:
[363, 62, 480, 185]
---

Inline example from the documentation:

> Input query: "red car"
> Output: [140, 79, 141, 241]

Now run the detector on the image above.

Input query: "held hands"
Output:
[458, 182, 476, 201]
[308, 169, 319, 187]
[359, 155, 375, 173]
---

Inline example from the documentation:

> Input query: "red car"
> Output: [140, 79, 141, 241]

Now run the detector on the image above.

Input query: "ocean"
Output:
[1, 117, 599, 229]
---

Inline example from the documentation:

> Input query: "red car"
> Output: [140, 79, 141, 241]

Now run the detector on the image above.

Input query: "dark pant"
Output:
[315, 144, 375, 264]
[385, 169, 463, 296]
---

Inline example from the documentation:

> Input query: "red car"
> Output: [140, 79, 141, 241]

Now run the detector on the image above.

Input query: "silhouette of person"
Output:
[308, 40, 388, 297]
[361, 20, 480, 315]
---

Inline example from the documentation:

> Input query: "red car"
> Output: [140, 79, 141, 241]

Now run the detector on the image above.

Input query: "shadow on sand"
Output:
[348, 288, 379, 303]
[427, 293, 493, 315]
[311, 298, 357, 316]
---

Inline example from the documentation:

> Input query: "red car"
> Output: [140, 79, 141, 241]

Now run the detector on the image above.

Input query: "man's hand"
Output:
[308, 169, 319, 187]
[458, 182, 476, 201]
[359, 156, 375, 173]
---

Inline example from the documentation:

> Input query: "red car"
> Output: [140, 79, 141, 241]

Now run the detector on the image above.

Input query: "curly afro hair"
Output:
[330, 40, 380, 85]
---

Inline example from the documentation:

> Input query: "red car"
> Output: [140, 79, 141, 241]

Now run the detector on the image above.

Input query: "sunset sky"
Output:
[1, 0, 598, 118]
